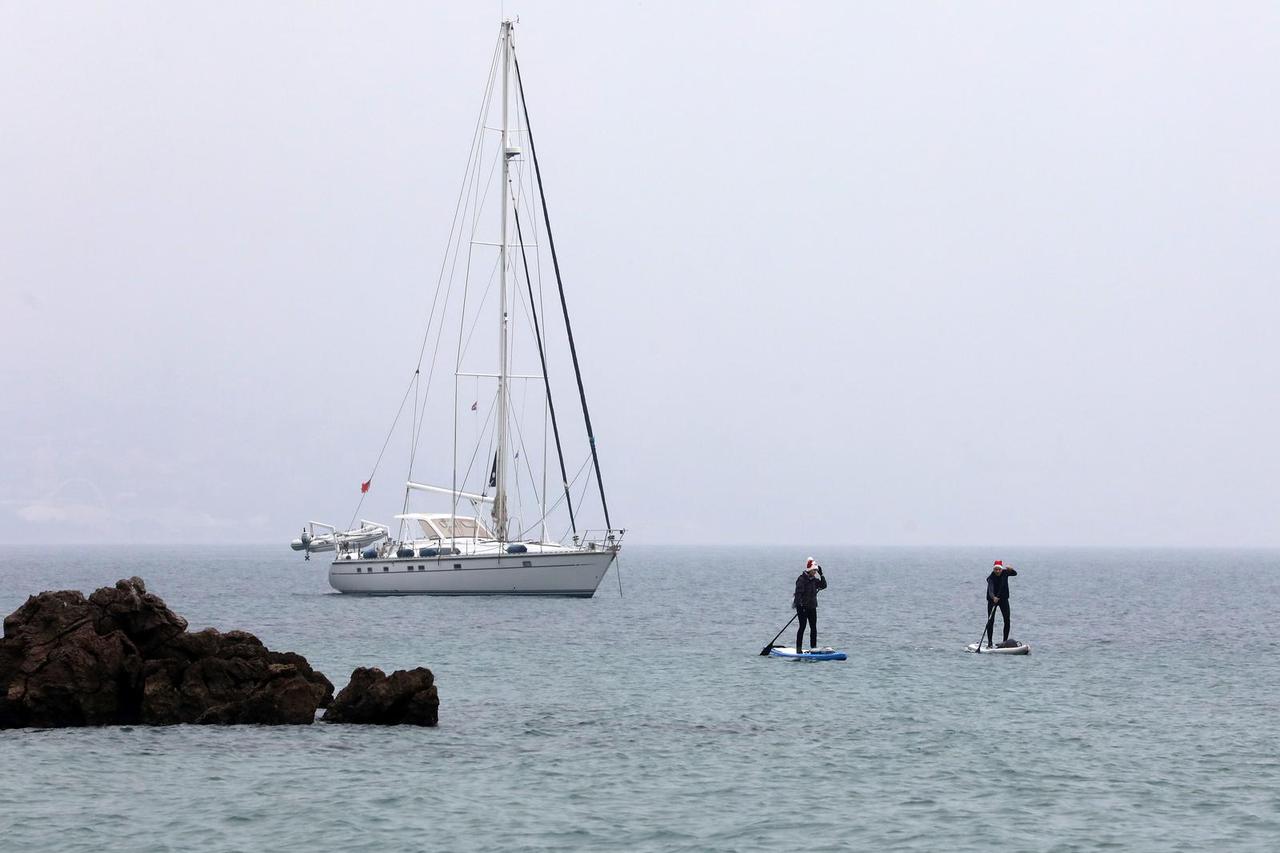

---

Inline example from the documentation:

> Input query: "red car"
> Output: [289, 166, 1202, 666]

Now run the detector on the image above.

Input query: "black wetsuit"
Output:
[984, 568, 1018, 645]
[794, 569, 827, 651]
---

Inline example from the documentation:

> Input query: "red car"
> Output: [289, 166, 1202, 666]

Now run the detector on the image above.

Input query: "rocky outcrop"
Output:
[323, 666, 439, 726]
[140, 629, 334, 725]
[0, 586, 148, 727]
[0, 577, 333, 728]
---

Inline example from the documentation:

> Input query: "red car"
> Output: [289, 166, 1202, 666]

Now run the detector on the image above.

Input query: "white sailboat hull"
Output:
[328, 549, 617, 597]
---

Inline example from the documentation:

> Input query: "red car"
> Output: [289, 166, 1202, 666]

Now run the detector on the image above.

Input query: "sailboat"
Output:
[290, 20, 623, 595]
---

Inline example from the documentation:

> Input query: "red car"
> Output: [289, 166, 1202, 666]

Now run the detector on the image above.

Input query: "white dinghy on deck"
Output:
[290, 521, 388, 555]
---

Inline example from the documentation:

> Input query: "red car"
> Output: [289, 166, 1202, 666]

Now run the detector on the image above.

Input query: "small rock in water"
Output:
[323, 666, 439, 727]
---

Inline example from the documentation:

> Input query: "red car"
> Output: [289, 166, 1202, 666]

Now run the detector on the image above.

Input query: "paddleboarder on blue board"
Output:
[793, 558, 827, 653]
[983, 560, 1019, 648]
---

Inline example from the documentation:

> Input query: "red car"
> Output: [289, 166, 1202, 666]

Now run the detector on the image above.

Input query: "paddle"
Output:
[759, 613, 799, 656]
[974, 602, 996, 653]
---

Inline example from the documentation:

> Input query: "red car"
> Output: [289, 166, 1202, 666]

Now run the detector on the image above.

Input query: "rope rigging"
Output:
[347, 368, 418, 532]
[513, 192, 577, 535]
[513, 48, 613, 532]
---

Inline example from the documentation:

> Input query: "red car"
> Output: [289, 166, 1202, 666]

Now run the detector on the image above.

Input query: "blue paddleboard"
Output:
[768, 646, 847, 661]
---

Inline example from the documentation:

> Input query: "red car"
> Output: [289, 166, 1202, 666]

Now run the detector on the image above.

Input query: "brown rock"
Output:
[138, 629, 333, 725]
[0, 589, 143, 727]
[323, 666, 439, 726]
[88, 577, 187, 656]
[269, 650, 335, 709]
[137, 628, 331, 725]
[0, 578, 333, 728]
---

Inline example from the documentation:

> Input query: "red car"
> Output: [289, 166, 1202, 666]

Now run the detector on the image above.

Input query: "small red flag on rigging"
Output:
[361, 479, 371, 494]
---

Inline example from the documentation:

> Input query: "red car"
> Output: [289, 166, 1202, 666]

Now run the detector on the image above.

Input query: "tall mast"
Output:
[493, 19, 513, 541]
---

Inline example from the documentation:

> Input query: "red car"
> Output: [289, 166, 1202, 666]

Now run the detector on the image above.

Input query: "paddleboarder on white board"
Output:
[793, 558, 827, 653]
[984, 560, 1019, 648]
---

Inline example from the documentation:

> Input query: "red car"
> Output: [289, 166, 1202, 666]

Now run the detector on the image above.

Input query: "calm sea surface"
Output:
[2, 545, 1278, 851]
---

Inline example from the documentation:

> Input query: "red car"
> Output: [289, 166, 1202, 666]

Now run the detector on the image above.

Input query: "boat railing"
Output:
[575, 529, 626, 551]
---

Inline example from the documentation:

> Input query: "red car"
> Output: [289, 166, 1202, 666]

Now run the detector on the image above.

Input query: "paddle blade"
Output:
[759, 645, 774, 656]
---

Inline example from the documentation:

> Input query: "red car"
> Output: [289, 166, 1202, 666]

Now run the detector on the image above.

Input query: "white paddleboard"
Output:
[965, 640, 1030, 655]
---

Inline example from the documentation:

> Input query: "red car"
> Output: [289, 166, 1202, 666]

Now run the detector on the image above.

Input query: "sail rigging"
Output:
[291, 20, 623, 596]
[513, 49, 613, 532]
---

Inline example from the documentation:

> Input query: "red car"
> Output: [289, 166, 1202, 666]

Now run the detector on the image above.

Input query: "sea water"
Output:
[2, 545, 1278, 851]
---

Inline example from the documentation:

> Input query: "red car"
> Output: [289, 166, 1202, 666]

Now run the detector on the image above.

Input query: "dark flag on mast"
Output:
[488, 454, 498, 489]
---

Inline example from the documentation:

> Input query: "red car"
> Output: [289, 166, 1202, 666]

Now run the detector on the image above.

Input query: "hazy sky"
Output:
[2, 1, 1278, 547]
